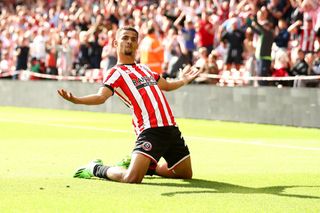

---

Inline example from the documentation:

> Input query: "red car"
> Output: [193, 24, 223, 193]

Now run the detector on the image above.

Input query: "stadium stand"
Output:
[0, 0, 319, 87]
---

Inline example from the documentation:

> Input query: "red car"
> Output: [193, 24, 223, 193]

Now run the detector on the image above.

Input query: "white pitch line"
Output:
[1, 118, 320, 151]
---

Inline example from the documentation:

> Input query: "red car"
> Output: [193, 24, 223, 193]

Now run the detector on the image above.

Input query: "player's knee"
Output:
[122, 173, 143, 184]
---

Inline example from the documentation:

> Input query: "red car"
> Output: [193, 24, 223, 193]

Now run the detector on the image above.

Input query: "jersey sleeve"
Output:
[102, 68, 121, 95]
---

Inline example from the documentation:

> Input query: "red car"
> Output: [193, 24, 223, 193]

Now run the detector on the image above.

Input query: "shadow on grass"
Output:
[144, 177, 320, 199]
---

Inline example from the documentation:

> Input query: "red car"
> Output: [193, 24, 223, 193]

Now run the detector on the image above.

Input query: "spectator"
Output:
[311, 48, 320, 75]
[195, 10, 215, 54]
[289, 0, 304, 25]
[194, 47, 208, 70]
[139, 26, 164, 74]
[30, 28, 47, 62]
[76, 31, 90, 75]
[272, 48, 290, 86]
[100, 30, 117, 70]
[214, 40, 228, 67]
[304, 50, 320, 87]
[0, 50, 14, 76]
[174, 12, 196, 64]
[1, 30, 13, 51]
[289, 49, 308, 86]
[162, 27, 188, 79]
[194, 50, 220, 84]
[46, 46, 58, 76]
[267, 0, 291, 26]
[178, 0, 203, 23]
[29, 57, 41, 80]
[57, 37, 73, 76]
[288, 16, 316, 53]
[0, 0, 319, 87]
[274, 19, 290, 49]
[243, 27, 256, 83]
[88, 30, 103, 69]
[14, 36, 30, 79]
[67, 30, 80, 74]
[250, 9, 274, 86]
[221, 18, 245, 72]
[213, 0, 230, 24]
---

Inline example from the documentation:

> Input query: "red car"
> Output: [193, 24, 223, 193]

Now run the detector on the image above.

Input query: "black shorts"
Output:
[225, 49, 243, 65]
[133, 126, 190, 174]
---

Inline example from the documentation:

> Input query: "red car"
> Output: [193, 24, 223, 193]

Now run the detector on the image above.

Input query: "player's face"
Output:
[115, 30, 138, 57]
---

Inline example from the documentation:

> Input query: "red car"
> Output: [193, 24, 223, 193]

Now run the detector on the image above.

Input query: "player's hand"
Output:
[57, 89, 77, 103]
[179, 65, 201, 85]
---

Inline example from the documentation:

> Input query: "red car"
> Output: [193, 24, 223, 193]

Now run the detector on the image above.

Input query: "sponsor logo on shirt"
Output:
[132, 76, 157, 89]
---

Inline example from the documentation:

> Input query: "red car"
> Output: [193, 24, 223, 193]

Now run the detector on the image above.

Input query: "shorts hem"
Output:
[168, 154, 190, 170]
[132, 151, 158, 165]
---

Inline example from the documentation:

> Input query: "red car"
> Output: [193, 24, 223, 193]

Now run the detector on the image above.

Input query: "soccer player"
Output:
[57, 26, 200, 183]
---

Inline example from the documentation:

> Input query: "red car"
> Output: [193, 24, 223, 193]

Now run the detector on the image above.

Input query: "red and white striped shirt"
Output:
[299, 28, 316, 53]
[103, 63, 176, 135]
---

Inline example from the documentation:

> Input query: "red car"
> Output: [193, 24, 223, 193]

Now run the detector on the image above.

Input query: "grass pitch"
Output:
[0, 106, 319, 213]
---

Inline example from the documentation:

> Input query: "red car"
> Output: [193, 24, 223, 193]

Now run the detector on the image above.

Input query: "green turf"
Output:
[0, 106, 319, 213]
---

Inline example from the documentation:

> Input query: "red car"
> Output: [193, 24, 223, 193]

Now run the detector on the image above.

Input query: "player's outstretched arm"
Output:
[158, 65, 200, 91]
[57, 87, 113, 105]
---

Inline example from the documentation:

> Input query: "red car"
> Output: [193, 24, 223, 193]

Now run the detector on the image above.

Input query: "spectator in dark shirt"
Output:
[304, 49, 320, 87]
[221, 19, 245, 72]
[14, 36, 30, 80]
[311, 49, 320, 76]
[88, 31, 103, 69]
[76, 31, 90, 75]
[289, 49, 308, 76]
[250, 9, 274, 86]
[267, 0, 290, 26]
[289, 0, 304, 24]
[274, 19, 290, 49]
[288, 49, 309, 87]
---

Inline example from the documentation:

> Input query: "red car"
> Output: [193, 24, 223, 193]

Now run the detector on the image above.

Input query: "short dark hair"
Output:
[116, 26, 139, 39]
[147, 26, 155, 34]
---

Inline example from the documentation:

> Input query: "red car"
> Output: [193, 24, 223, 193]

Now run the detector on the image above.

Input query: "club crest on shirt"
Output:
[142, 141, 152, 151]
[132, 76, 157, 90]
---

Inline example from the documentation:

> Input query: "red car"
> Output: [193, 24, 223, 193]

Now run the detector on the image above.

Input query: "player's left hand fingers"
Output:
[189, 67, 201, 77]
[181, 64, 192, 75]
[57, 89, 66, 97]
[67, 92, 73, 99]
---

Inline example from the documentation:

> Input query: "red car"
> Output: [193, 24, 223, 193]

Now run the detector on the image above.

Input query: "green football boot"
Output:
[73, 159, 103, 179]
[116, 155, 131, 169]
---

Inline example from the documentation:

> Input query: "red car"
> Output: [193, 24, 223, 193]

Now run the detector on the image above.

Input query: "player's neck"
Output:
[117, 55, 135, 65]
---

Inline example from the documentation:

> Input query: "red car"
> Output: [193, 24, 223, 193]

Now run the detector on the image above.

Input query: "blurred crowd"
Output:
[0, 0, 319, 86]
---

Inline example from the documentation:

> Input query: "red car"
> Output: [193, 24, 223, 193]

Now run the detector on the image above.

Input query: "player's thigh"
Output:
[172, 156, 193, 179]
[124, 153, 151, 183]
